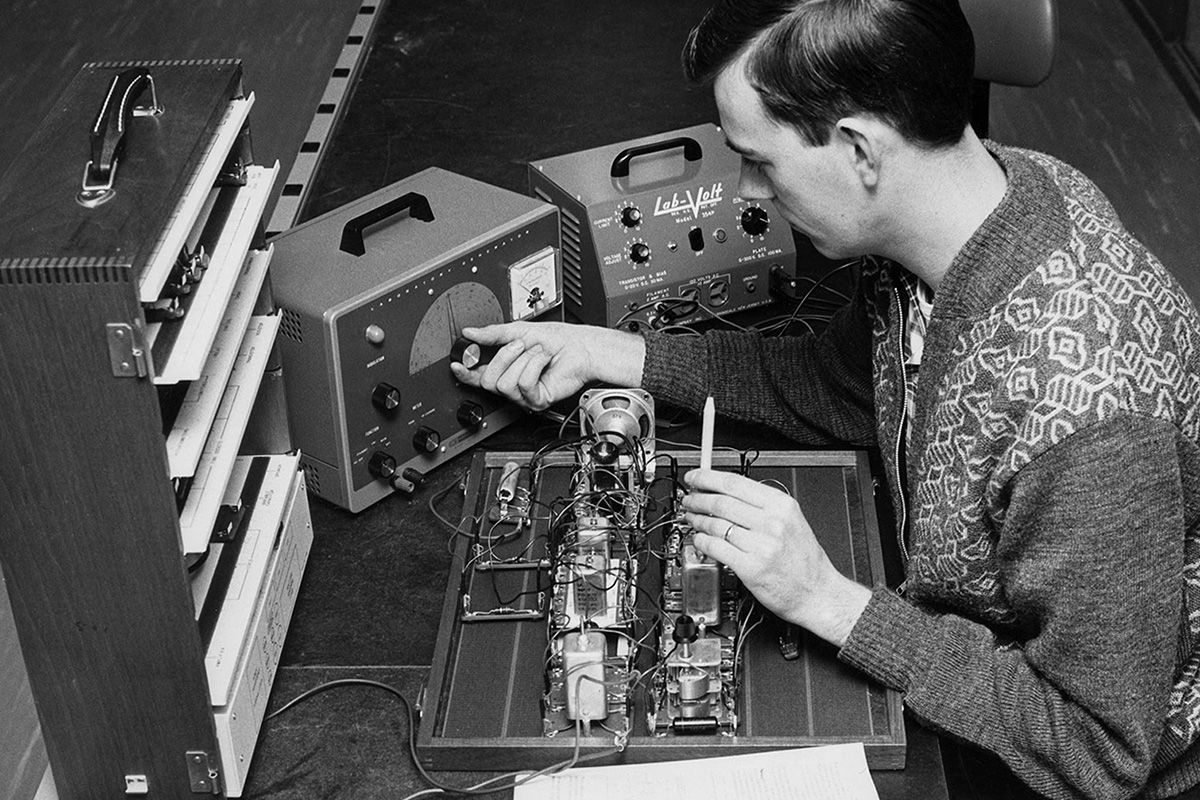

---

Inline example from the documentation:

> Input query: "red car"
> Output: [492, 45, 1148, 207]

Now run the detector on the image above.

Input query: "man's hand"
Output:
[449, 321, 645, 410]
[681, 468, 872, 647]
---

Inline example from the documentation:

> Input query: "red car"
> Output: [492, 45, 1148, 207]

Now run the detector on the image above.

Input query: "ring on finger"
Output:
[723, 522, 736, 543]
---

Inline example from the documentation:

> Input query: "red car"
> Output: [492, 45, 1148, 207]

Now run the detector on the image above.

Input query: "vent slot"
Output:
[302, 461, 321, 496]
[279, 307, 304, 342]
[0, 258, 131, 285]
[557, 209, 584, 308]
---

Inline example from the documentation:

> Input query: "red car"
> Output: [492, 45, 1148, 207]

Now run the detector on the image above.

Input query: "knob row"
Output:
[616, 204, 771, 235]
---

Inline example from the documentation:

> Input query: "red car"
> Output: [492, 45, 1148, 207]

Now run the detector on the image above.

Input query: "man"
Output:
[450, 2, 1200, 797]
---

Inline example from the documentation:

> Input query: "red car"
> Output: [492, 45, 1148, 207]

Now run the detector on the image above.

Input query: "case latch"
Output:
[106, 321, 153, 378]
[185, 751, 221, 794]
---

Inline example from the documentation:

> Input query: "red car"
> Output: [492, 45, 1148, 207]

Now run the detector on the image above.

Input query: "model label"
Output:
[654, 182, 724, 220]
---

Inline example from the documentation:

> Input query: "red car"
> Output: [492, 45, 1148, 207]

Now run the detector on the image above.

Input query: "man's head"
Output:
[683, 0, 976, 148]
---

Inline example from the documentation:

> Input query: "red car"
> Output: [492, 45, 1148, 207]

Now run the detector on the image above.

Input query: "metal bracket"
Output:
[185, 751, 221, 794]
[106, 320, 153, 378]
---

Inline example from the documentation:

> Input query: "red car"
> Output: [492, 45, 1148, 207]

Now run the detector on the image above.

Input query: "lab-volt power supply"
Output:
[528, 123, 796, 329]
[270, 167, 562, 512]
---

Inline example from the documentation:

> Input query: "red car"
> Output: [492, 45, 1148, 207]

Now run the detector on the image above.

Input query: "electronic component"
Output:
[269, 168, 562, 512]
[653, 524, 741, 735]
[540, 388, 743, 739]
[528, 123, 797, 330]
[420, 447, 906, 770]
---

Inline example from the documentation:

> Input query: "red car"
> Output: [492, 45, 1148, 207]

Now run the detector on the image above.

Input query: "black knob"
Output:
[413, 426, 441, 454]
[629, 242, 651, 264]
[672, 614, 699, 645]
[740, 206, 770, 236]
[619, 205, 643, 228]
[457, 401, 485, 428]
[368, 451, 397, 480]
[401, 467, 427, 487]
[372, 382, 401, 413]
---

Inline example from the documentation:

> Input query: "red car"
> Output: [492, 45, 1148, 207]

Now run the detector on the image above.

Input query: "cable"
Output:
[268, 677, 620, 799]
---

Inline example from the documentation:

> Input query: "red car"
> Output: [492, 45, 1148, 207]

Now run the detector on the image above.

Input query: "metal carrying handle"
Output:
[339, 192, 435, 256]
[609, 136, 702, 179]
[78, 66, 162, 207]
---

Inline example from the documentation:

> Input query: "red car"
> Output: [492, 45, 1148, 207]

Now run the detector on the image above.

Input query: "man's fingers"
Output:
[450, 360, 481, 387]
[460, 322, 522, 346]
[685, 467, 787, 509]
[477, 340, 527, 392]
[517, 347, 554, 409]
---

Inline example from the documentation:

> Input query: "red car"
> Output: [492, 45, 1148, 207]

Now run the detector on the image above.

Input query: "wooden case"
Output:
[0, 60, 298, 799]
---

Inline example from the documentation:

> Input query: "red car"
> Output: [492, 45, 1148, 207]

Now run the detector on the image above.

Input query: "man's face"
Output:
[714, 56, 867, 259]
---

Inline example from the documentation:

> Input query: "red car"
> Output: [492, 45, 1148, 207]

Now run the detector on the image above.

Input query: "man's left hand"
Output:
[681, 468, 873, 647]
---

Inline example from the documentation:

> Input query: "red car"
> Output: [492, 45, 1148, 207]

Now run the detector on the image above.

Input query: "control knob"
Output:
[619, 205, 643, 228]
[368, 451, 397, 480]
[740, 206, 770, 236]
[629, 242, 651, 264]
[457, 401, 485, 428]
[371, 382, 401, 413]
[413, 426, 441, 454]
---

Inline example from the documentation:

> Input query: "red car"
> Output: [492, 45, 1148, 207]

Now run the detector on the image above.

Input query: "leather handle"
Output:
[610, 136, 702, 179]
[339, 192, 435, 256]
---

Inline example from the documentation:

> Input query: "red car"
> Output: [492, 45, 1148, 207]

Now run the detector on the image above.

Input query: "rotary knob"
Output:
[629, 242, 651, 264]
[371, 382, 401, 413]
[619, 205, 643, 228]
[413, 425, 441, 454]
[457, 401, 485, 428]
[740, 206, 770, 236]
[368, 451, 397, 480]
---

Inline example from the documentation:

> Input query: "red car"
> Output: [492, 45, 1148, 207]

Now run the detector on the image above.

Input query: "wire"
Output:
[268, 677, 620, 800]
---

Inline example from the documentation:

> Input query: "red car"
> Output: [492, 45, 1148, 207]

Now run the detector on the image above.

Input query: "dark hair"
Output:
[683, 0, 975, 147]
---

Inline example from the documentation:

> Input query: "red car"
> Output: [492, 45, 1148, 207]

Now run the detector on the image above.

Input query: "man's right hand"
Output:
[449, 321, 646, 411]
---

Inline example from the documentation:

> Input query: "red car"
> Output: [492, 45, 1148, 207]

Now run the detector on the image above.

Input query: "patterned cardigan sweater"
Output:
[641, 143, 1200, 800]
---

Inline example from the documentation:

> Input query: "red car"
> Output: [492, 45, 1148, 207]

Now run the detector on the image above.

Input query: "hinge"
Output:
[106, 320, 154, 378]
[185, 751, 221, 794]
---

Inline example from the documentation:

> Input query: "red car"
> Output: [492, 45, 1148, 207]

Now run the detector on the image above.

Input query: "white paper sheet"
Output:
[514, 743, 880, 800]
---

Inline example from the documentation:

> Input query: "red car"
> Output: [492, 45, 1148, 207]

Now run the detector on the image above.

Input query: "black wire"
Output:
[266, 678, 621, 797]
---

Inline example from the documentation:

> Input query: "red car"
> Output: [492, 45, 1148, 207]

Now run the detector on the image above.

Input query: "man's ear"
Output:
[835, 117, 884, 190]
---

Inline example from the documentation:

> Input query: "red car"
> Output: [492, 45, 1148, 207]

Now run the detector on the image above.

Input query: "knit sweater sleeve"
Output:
[640, 278, 877, 446]
[840, 416, 1192, 800]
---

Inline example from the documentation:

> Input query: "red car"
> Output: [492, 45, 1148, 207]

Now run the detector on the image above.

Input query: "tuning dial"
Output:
[740, 206, 770, 236]
[413, 426, 441, 454]
[629, 242, 651, 264]
[619, 205, 643, 228]
[371, 382, 401, 413]
[368, 451, 397, 480]
[457, 401, 485, 428]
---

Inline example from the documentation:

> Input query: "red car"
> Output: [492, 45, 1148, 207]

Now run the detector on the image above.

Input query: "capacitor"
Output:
[670, 716, 718, 734]
[497, 461, 521, 505]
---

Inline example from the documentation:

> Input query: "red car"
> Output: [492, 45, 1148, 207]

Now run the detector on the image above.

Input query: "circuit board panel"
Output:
[418, 446, 904, 771]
